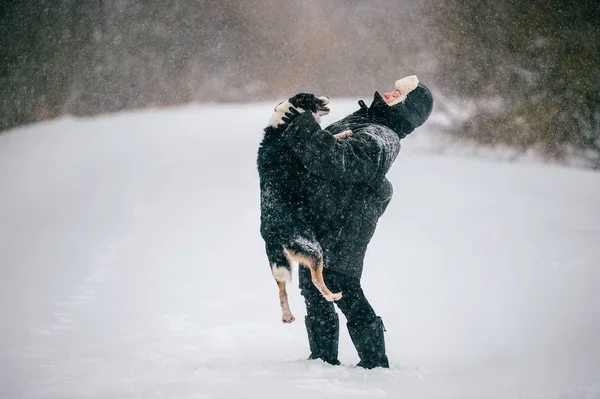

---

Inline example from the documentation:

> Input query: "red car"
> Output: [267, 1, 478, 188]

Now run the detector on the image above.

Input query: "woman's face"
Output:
[383, 88, 402, 105]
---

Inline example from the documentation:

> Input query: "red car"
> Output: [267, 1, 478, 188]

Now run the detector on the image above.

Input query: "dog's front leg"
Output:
[277, 281, 295, 323]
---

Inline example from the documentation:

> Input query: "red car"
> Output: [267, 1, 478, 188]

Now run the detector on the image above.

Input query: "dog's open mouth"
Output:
[316, 96, 330, 114]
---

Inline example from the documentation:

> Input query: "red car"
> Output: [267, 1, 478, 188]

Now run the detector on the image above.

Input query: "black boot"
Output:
[305, 314, 341, 366]
[347, 316, 389, 369]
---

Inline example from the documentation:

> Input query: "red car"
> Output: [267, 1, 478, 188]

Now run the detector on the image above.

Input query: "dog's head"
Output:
[288, 93, 330, 118]
[269, 93, 330, 127]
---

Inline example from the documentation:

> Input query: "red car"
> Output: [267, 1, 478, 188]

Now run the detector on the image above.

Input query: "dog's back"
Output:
[257, 125, 312, 246]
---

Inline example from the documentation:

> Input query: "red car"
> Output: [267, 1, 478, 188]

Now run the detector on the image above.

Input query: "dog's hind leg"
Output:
[272, 262, 295, 323]
[277, 280, 295, 324]
[267, 243, 296, 323]
[309, 257, 343, 302]
[283, 248, 342, 302]
[308, 259, 342, 302]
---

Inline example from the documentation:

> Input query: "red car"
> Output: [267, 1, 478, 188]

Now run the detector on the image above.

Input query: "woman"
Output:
[276, 76, 433, 368]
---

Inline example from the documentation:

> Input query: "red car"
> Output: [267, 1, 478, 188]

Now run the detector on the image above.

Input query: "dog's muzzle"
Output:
[316, 96, 330, 115]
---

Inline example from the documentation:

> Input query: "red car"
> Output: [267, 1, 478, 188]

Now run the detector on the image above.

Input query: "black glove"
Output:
[281, 107, 301, 125]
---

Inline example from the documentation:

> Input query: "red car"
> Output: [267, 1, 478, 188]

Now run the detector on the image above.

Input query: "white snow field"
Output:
[1, 100, 599, 399]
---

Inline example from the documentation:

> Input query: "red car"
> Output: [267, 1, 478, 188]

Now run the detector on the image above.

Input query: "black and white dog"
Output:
[257, 93, 350, 323]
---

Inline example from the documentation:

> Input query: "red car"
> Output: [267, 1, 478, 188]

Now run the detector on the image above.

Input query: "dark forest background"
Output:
[1, 0, 599, 167]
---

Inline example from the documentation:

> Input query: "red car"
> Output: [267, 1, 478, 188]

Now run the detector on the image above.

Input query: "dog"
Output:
[257, 93, 351, 323]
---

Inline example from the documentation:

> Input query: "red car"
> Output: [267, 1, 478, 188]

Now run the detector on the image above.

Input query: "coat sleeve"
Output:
[282, 112, 401, 183]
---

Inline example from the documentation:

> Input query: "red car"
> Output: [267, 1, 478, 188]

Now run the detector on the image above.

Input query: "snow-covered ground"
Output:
[1, 100, 599, 399]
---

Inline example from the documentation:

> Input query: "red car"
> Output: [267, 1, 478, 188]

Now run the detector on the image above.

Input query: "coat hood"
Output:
[366, 92, 415, 139]
[390, 82, 433, 128]
[365, 82, 433, 139]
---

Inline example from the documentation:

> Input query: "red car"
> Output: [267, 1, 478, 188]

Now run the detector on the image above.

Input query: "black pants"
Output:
[299, 266, 378, 328]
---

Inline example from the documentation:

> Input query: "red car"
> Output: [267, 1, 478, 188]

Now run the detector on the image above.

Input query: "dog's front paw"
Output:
[334, 130, 352, 140]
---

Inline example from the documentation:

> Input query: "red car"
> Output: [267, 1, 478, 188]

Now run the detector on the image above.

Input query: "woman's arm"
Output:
[282, 112, 400, 183]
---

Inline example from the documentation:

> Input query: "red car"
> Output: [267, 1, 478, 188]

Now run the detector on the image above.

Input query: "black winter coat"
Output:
[282, 93, 410, 278]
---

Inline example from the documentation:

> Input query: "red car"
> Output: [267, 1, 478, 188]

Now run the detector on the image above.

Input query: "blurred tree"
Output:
[425, 0, 600, 167]
[1, 0, 429, 132]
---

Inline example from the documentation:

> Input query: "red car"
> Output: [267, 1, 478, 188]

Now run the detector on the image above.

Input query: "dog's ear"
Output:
[268, 100, 305, 128]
